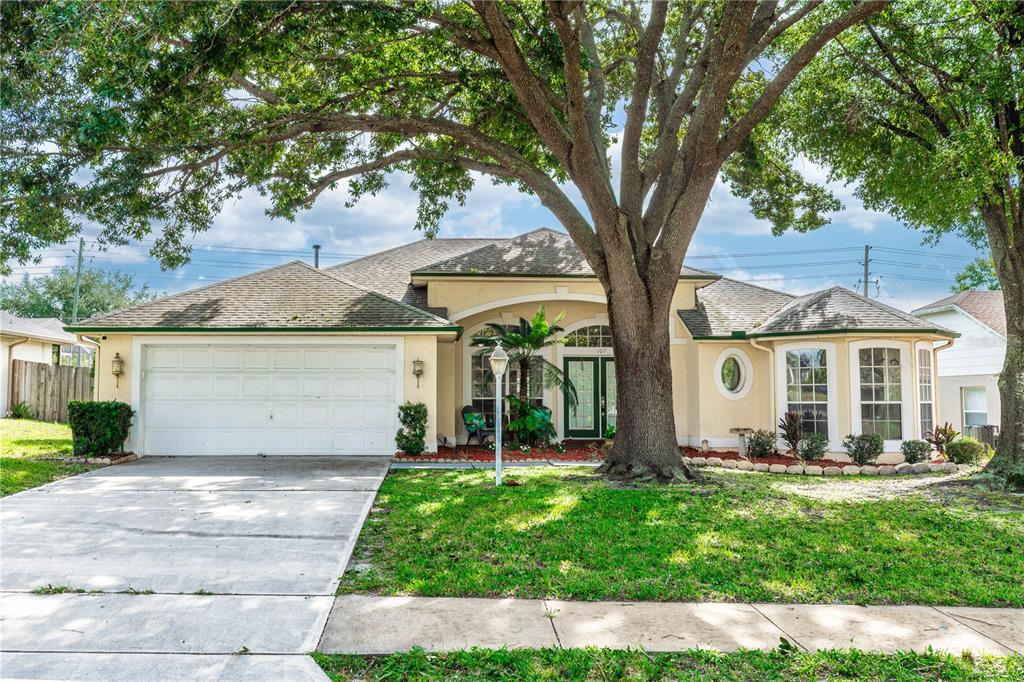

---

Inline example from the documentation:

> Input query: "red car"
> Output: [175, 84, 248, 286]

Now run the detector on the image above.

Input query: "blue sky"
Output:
[16, 146, 985, 314]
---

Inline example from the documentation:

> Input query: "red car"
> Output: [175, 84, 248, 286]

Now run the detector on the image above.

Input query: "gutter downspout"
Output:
[75, 334, 102, 401]
[932, 338, 955, 434]
[4, 337, 29, 414]
[750, 338, 774, 431]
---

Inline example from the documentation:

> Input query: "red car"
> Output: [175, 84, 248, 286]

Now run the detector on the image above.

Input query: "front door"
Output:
[564, 357, 616, 439]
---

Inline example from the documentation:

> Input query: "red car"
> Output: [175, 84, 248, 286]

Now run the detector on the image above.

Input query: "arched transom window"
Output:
[562, 325, 613, 348]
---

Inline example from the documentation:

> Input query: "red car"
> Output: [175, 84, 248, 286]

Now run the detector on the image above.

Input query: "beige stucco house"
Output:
[67, 229, 956, 462]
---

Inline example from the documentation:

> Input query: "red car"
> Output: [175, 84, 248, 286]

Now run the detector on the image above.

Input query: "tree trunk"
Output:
[981, 206, 1023, 477]
[597, 266, 694, 483]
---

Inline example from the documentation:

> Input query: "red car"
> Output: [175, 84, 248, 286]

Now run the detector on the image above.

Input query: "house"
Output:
[1, 312, 94, 415]
[913, 291, 1005, 437]
[67, 228, 956, 462]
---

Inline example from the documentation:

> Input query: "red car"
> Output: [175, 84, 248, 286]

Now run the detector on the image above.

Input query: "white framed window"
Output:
[562, 325, 613, 347]
[848, 340, 912, 451]
[714, 347, 753, 400]
[785, 348, 830, 436]
[858, 347, 903, 440]
[962, 387, 988, 426]
[917, 346, 934, 437]
[776, 342, 839, 450]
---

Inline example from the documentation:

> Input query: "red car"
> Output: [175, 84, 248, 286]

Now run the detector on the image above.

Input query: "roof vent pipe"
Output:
[313, 244, 321, 268]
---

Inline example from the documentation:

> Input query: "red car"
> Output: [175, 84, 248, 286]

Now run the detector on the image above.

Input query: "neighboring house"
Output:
[913, 291, 1005, 436]
[68, 228, 956, 463]
[1, 312, 94, 415]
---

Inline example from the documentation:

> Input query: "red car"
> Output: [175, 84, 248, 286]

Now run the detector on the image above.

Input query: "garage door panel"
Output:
[273, 349, 302, 369]
[212, 349, 242, 369]
[363, 402, 392, 428]
[211, 376, 241, 398]
[146, 376, 179, 399]
[142, 344, 399, 456]
[302, 376, 330, 398]
[302, 403, 330, 427]
[362, 376, 393, 398]
[273, 376, 301, 397]
[363, 350, 394, 370]
[243, 349, 270, 369]
[180, 376, 211, 397]
[242, 376, 271, 397]
[181, 348, 211, 369]
[272, 402, 300, 426]
[333, 403, 362, 424]
[332, 374, 362, 397]
[148, 348, 181, 369]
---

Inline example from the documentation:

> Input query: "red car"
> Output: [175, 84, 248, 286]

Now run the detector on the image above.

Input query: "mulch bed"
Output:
[395, 442, 605, 462]
[680, 447, 945, 469]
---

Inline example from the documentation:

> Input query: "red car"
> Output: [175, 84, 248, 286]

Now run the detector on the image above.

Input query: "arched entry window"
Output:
[562, 325, 613, 347]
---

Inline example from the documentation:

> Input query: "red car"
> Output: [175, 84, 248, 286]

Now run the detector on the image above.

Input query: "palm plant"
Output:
[471, 307, 578, 412]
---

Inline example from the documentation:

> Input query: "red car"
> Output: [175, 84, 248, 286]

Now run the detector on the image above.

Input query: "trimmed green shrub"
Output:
[797, 432, 829, 461]
[603, 424, 616, 440]
[67, 401, 133, 458]
[900, 439, 932, 465]
[946, 437, 987, 465]
[842, 433, 883, 466]
[748, 429, 776, 458]
[395, 401, 429, 456]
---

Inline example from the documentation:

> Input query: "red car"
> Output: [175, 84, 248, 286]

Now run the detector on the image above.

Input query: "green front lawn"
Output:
[0, 418, 92, 496]
[339, 468, 1024, 606]
[315, 648, 1023, 681]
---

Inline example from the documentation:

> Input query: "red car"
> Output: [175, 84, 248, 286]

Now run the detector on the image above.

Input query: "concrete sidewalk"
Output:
[319, 595, 1023, 656]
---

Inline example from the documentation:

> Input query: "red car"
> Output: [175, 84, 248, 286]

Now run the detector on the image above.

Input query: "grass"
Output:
[338, 467, 1024, 606]
[0, 418, 93, 496]
[315, 648, 1024, 681]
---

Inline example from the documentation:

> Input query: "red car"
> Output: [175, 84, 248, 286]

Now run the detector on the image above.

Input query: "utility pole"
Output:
[72, 237, 84, 367]
[862, 245, 871, 298]
[313, 244, 321, 268]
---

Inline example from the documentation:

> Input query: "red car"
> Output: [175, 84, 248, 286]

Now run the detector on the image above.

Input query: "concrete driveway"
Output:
[0, 456, 389, 681]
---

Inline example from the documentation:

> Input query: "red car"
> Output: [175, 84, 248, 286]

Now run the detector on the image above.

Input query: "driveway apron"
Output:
[0, 456, 389, 681]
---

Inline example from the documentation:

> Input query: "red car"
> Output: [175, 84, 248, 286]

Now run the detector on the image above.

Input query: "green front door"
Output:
[564, 357, 616, 439]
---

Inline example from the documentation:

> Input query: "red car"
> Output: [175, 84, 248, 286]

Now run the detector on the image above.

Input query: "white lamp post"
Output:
[488, 344, 509, 486]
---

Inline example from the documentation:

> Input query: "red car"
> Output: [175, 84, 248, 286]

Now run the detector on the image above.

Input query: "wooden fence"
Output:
[9, 360, 93, 423]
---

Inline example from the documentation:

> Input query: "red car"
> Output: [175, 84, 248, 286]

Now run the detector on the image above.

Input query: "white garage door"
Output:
[141, 344, 398, 456]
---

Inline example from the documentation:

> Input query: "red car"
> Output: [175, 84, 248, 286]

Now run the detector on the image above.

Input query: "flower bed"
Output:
[395, 442, 604, 462]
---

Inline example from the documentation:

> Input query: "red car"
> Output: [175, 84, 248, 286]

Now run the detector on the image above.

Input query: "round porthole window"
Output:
[714, 348, 753, 400]
[721, 356, 743, 393]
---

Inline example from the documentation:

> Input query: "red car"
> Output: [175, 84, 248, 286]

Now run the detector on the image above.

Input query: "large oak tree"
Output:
[786, 0, 1023, 476]
[1, 0, 882, 480]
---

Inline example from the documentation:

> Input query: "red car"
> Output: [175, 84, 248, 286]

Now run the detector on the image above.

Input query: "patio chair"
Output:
[462, 406, 495, 446]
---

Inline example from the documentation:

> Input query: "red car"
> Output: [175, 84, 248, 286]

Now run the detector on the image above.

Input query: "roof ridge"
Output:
[831, 286, 929, 324]
[311, 263, 454, 325]
[326, 236, 502, 272]
[718, 276, 796, 299]
[76, 260, 310, 326]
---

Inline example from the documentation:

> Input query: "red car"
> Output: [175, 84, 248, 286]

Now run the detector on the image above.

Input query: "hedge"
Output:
[67, 401, 134, 458]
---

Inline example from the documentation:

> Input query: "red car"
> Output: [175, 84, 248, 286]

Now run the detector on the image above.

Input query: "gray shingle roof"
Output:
[678, 278, 795, 337]
[1, 312, 78, 344]
[328, 237, 501, 310]
[413, 228, 718, 279]
[914, 290, 1006, 337]
[680, 283, 957, 338]
[67, 261, 456, 330]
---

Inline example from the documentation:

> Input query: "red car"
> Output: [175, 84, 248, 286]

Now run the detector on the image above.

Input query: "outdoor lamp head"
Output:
[111, 352, 124, 377]
[488, 345, 509, 376]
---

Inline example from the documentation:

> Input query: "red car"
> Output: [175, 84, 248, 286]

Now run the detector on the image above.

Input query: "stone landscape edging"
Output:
[683, 455, 975, 477]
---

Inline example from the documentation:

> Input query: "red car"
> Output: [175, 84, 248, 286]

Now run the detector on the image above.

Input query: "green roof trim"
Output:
[690, 327, 960, 341]
[64, 325, 462, 334]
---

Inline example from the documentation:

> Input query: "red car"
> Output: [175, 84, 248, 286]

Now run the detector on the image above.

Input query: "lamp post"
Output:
[488, 344, 509, 486]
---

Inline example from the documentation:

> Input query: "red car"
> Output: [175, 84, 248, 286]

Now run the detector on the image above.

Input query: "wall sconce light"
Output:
[412, 358, 424, 387]
[111, 352, 125, 387]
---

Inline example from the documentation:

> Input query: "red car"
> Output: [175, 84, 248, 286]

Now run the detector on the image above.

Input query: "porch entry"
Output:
[564, 357, 616, 438]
